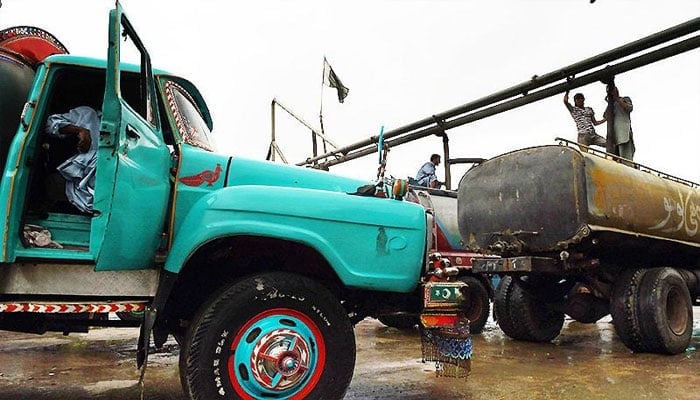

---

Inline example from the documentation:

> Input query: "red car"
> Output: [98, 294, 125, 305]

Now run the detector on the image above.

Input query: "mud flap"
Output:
[136, 271, 178, 383]
[420, 281, 472, 378]
[137, 307, 156, 382]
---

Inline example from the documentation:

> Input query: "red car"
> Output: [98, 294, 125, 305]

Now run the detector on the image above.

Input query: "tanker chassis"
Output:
[461, 143, 699, 355]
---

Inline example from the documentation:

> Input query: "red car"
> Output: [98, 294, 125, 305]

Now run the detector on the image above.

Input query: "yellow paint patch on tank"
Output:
[582, 152, 700, 243]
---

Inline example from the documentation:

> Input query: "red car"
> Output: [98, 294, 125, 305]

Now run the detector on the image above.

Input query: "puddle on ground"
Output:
[0, 308, 698, 399]
[349, 309, 700, 400]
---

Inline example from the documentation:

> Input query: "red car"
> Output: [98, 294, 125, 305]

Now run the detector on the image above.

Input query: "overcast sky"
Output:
[3, 0, 699, 184]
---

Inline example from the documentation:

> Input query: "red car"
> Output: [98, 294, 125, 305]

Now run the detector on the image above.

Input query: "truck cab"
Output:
[0, 4, 471, 399]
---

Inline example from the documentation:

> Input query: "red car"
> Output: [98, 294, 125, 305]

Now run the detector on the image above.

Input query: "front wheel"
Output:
[183, 272, 356, 400]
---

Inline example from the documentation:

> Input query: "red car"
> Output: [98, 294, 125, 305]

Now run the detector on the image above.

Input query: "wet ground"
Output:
[0, 307, 698, 400]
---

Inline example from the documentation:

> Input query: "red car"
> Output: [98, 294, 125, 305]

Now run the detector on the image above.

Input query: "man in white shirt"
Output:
[44, 106, 100, 213]
[564, 90, 607, 148]
[415, 153, 442, 188]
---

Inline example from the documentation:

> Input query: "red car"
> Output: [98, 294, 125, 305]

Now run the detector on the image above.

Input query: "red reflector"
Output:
[420, 314, 459, 328]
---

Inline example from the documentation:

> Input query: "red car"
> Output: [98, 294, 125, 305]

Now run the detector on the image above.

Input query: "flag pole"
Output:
[319, 56, 349, 156]
[319, 57, 327, 138]
[313, 58, 330, 163]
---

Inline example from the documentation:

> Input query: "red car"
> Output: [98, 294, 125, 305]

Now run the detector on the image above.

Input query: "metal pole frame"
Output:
[294, 18, 700, 170]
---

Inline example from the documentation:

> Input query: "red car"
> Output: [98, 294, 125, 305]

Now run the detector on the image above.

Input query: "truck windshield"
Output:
[164, 80, 215, 151]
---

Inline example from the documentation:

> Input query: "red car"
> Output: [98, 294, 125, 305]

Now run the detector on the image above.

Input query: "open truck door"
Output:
[93, 3, 170, 271]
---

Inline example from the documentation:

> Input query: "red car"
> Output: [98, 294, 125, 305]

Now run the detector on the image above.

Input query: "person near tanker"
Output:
[563, 90, 607, 148]
[604, 84, 635, 160]
[415, 153, 443, 188]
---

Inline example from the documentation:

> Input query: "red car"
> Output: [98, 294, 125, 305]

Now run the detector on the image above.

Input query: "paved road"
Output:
[0, 308, 698, 399]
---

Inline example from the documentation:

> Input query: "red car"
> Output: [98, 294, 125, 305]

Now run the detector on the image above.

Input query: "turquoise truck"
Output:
[0, 4, 470, 399]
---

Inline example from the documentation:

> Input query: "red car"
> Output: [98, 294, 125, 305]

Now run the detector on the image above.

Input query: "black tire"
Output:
[377, 314, 419, 330]
[637, 267, 693, 355]
[179, 330, 193, 398]
[610, 268, 651, 353]
[509, 277, 565, 342]
[378, 276, 490, 335]
[183, 272, 356, 400]
[493, 275, 524, 339]
[458, 276, 490, 334]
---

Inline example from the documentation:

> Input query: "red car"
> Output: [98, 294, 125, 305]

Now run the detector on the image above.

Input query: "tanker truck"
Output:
[461, 141, 699, 355]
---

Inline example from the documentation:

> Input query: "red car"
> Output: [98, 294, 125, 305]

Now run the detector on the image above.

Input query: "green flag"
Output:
[323, 57, 349, 103]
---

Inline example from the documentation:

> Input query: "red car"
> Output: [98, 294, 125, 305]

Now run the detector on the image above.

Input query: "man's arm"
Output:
[617, 96, 633, 113]
[45, 107, 96, 153]
[428, 164, 440, 188]
[563, 90, 573, 111]
[609, 87, 632, 113]
[591, 111, 607, 126]
[58, 124, 92, 153]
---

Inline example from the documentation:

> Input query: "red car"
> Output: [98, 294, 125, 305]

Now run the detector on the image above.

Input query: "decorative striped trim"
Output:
[0, 301, 147, 313]
[0, 26, 69, 53]
[163, 80, 214, 151]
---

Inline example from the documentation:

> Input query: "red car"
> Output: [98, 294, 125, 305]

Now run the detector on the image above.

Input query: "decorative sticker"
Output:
[179, 164, 222, 187]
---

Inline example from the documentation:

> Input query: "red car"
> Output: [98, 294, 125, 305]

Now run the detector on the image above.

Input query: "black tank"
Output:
[458, 145, 700, 265]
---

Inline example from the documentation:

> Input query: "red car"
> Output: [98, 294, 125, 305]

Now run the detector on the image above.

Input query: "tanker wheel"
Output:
[458, 275, 490, 334]
[379, 277, 490, 334]
[377, 314, 419, 330]
[183, 272, 356, 400]
[493, 275, 528, 340]
[637, 267, 693, 355]
[509, 276, 565, 342]
[610, 268, 652, 353]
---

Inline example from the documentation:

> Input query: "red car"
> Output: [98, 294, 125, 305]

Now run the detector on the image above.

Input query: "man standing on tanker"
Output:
[563, 90, 607, 148]
[604, 83, 635, 160]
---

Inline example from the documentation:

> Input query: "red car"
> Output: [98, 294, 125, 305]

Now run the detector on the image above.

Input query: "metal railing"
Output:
[555, 137, 699, 188]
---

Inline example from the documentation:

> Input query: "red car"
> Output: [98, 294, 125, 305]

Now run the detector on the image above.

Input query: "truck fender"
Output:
[164, 185, 427, 292]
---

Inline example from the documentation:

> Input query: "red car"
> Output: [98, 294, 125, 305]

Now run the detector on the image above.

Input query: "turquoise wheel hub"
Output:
[229, 308, 326, 399]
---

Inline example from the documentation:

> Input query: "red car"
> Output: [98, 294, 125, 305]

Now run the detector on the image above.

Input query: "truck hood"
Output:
[226, 156, 372, 194]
